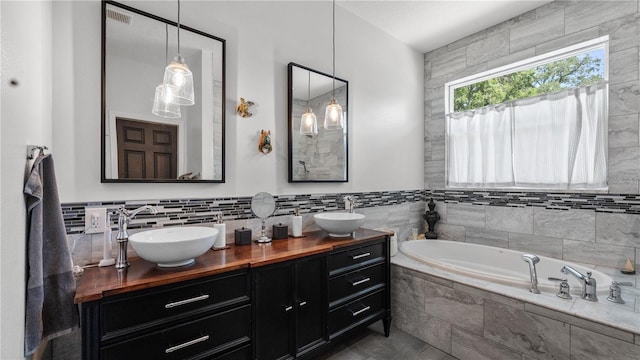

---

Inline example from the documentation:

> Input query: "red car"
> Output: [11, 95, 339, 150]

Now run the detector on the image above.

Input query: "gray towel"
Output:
[24, 154, 79, 356]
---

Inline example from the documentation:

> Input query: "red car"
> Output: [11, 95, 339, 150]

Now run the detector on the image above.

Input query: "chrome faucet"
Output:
[521, 254, 541, 294]
[343, 196, 360, 213]
[561, 266, 598, 302]
[114, 205, 157, 269]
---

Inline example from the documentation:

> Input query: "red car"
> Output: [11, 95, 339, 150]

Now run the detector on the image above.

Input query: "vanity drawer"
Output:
[329, 263, 385, 306]
[101, 304, 251, 360]
[101, 270, 249, 338]
[329, 241, 385, 275]
[328, 290, 385, 337]
[208, 344, 251, 360]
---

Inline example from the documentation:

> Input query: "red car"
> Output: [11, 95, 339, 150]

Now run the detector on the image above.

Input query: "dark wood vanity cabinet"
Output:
[253, 254, 328, 360]
[79, 232, 391, 360]
[328, 237, 391, 339]
[81, 269, 251, 360]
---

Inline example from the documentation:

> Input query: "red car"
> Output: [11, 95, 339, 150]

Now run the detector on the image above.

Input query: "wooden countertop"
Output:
[74, 228, 389, 304]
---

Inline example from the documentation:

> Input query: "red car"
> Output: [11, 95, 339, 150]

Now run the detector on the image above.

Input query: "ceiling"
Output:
[338, 0, 553, 53]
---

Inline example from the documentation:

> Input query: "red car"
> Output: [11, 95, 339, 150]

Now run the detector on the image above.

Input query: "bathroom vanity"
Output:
[75, 229, 391, 360]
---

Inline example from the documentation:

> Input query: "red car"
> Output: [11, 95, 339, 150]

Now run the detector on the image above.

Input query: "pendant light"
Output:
[300, 71, 318, 135]
[324, 0, 344, 130]
[162, 0, 195, 106]
[152, 24, 181, 118]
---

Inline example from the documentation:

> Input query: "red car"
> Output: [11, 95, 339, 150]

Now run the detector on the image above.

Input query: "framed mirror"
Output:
[102, 1, 225, 182]
[288, 62, 348, 182]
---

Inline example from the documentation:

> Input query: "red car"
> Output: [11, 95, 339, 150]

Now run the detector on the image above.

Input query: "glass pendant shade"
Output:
[152, 84, 181, 118]
[162, 55, 195, 106]
[324, 98, 344, 130]
[300, 107, 318, 135]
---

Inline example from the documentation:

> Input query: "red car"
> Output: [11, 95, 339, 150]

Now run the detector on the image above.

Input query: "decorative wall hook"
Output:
[258, 130, 272, 154]
[236, 97, 255, 118]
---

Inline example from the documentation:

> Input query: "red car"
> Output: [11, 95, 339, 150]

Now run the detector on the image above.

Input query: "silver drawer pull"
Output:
[165, 335, 210, 353]
[284, 305, 293, 312]
[165, 294, 210, 309]
[352, 252, 371, 260]
[351, 277, 371, 286]
[351, 305, 371, 317]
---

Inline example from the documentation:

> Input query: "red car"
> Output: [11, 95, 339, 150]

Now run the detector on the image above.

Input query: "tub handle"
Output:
[548, 277, 572, 300]
[352, 252, 371, 260]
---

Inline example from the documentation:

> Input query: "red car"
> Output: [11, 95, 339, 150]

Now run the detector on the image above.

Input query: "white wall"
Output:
[53, 0, 424, 202]
[0, 1, 423, 357]
[1, 1, 53, 358]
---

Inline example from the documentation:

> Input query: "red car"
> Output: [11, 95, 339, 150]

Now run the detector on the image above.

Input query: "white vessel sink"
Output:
[314, 212, 365, 237]
[129, 226, 219, 267]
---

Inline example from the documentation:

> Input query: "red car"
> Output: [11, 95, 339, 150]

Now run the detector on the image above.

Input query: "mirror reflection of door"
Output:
[116, 117, 178, 179]
[102, 1, 226, 183]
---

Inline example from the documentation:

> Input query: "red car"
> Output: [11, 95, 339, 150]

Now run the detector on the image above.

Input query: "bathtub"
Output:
[400, 240, 613, 293]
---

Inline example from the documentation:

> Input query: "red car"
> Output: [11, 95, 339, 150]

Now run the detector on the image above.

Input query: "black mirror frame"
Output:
[287, 62, 349, 183]
[101, 0, 226, 183]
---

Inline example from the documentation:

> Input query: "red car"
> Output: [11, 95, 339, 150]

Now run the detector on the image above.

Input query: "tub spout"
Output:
[521, 254, 540, 294]
[561, 265, 597, 302]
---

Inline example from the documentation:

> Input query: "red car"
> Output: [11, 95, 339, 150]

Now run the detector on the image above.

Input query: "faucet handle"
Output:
[607, 281, 633, 304]
[548, 278, 572, 299]
[584, 271, 598, 302]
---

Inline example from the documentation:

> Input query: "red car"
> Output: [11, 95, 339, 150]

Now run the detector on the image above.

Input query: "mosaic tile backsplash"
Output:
[62, 189, 640, 235]
[426, 189, 640, 214]
[61, 189, 424, 235]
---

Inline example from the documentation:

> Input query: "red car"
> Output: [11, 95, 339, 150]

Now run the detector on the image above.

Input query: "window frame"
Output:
[443, 36, 609, 191]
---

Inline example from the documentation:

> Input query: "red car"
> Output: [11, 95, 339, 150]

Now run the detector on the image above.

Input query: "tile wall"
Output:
[427, 189, 640, 269]
[392, 265, 640, 360]
[424, 0, 640, 268]
[424, 2, 640, 193]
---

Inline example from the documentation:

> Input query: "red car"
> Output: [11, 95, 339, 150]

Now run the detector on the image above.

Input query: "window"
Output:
[445, 36, 608, 191]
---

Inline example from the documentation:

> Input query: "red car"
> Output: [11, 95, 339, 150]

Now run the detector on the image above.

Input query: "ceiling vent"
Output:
[106, 8, 133, 25]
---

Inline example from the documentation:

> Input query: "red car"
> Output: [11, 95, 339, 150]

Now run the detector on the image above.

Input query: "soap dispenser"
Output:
[212, 212, 227, 249]
[292, 208, 303, 237]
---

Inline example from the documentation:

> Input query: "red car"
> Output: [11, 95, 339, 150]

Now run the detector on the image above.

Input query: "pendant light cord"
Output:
[177, 0, 181, 56]
[307, 71, 312, 109]
[331, 0, 336, 99]
[164, 24, 169, 65]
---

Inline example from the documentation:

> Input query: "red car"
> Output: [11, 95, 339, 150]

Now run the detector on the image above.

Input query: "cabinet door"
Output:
[254, 263, 294, 360]
[294, 256, 327, 355]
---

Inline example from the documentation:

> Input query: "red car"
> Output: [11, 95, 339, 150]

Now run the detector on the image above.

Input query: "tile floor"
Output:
[318, 323, 458, 360]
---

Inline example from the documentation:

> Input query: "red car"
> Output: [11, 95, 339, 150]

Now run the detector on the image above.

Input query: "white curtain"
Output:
[447, 82, 607, 190]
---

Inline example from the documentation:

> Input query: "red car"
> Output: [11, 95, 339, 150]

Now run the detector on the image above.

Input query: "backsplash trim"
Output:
[427, 189, 640, 213]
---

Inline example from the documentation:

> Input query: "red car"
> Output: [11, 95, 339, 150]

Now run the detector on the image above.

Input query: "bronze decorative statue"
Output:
[423, 198, 440, 239]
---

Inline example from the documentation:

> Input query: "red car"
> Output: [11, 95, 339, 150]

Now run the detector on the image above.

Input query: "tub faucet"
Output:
[561, 266, 597, 302]
[114, 205, 157, 269]
[521, 254, 541, 294]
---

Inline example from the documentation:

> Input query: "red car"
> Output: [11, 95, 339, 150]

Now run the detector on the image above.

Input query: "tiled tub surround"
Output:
[429, 198, 640, 275]
[392, 254, 640, 360]
[63, 190, 425, 266]
[424, 0, 640, 194]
